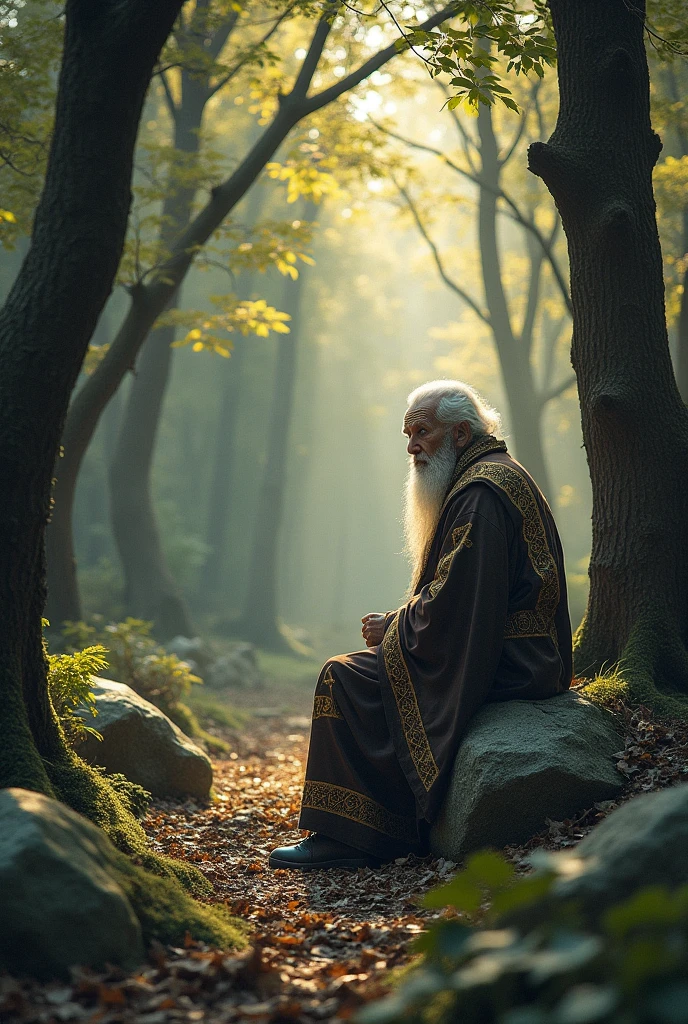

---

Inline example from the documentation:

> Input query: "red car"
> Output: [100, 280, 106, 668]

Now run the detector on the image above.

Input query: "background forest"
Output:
[5, 1, 688, 1021]
[2, 1, 686, 666]
[10, 0, 682, 661]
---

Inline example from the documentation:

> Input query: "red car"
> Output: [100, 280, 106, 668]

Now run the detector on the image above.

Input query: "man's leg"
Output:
[270, 651, 421, 868]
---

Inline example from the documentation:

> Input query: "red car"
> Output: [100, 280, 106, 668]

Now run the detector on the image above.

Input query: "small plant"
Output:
[63, 617, 201, 720]
[60, 618, 228, 751]
[46, 626, 108, 747]
[359, 851, 688, 1024]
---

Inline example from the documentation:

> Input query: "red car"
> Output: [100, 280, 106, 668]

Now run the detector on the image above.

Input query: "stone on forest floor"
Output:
[78, 678, 213, 800]
[549, 783, 688, 923]
[430, 691, 624, 860]
[206, 642, 264, 689]
[0, 788, 143, 979]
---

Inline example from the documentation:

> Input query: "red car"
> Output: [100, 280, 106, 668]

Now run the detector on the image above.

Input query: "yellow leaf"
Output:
[255, 323, 270, 337]
[0, 209, 16, 223]
[192, 341, 204, 352]
[215, 344, 231, 357]
[186, 328, 202, 340]
[271, 321, 290, 334]
[299, 254, 315, 266]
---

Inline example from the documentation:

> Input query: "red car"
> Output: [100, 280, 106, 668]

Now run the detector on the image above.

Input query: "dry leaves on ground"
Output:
[3, 701, 688, 1023]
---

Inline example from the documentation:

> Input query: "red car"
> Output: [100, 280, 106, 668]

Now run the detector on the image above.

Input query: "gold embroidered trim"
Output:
[301, 781, 417, 843]
[313, 666, 343, 720]
[455, 462, 560, 647]
[313, 695, 343, 720]
[428, 522, 473, 599]
[382, 613, 439, 791]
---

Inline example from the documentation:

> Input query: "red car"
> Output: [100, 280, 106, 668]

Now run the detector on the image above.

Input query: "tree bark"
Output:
[237, 251, 311, 651]
[0, 0, 182, 792]
[529, 0, 688, 700]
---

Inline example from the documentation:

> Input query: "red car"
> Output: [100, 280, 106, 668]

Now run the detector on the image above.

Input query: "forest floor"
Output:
[3, 668, 688, 1023]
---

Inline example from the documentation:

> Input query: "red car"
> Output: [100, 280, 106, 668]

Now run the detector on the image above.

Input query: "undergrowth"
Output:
[42, 628, 244, 950]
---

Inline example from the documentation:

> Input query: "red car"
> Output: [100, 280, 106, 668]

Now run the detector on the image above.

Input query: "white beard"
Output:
[403, 431, 457, 591]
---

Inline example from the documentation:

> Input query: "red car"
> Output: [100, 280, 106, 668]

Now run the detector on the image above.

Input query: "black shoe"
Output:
[268, 833, 380, 871]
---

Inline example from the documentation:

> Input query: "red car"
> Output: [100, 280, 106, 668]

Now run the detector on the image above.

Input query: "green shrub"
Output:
[360, 852, 688, 1024]
[46, 638, 108, 747]
[63, 617, 199, 712]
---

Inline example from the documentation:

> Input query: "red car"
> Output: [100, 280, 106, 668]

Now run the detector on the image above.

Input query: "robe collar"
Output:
[436, 434, 508, 525]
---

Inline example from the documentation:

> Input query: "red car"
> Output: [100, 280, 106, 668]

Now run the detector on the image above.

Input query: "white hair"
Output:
[406, 379, 502, 438]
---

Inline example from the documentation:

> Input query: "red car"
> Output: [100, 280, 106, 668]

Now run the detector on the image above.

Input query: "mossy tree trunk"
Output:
[529, 0, 688, 701]
[0, 0, 182, 793]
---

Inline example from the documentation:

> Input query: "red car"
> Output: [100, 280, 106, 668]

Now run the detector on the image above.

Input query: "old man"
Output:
[270, 379, 572, 870]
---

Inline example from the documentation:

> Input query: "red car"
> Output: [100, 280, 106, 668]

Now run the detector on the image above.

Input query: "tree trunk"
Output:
[477, 102, 554, 500]
[110, 72, 208, 639]
[237, 252, 311, 651]
[0, 0, 182, 793]
[529, 0, 688, 706]
[197, 338, 247, 608]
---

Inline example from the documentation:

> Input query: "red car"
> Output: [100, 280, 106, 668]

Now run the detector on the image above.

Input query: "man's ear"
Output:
[454, 421, 472, 449]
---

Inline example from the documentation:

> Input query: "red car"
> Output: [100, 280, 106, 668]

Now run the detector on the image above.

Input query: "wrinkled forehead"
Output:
[403, 400, 439, 432]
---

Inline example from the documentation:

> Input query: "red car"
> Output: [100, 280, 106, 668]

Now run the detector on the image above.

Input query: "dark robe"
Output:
[299, 438, 573, 860]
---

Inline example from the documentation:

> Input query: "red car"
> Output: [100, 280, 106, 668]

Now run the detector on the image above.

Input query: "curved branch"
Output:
[542, 372, 576, 404]
[371, 119, 572, 316]
[397, 182, 491, 327]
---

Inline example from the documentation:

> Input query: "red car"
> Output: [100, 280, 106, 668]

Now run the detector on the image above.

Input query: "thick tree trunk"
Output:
[530, 0, 688, 701]
[477, 103, 554, 500]
[237, 261, 310, 651]
[0, 0, 182, 792]
[197, 338, 247, 608]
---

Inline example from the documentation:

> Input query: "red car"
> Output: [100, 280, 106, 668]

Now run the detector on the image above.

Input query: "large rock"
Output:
[0, 789, 143, 979]
[207, 643, 263, 690]
[430, 691, 624, 860]
[79, 678, 212, 800]
[549, 784, 688, 923]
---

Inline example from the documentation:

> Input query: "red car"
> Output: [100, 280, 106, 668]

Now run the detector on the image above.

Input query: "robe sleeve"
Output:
[377, 483, 511, 817]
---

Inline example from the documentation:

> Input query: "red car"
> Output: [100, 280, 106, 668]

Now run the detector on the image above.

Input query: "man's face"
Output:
[402, 405, 447, 465]
[402, 404, 472, 465]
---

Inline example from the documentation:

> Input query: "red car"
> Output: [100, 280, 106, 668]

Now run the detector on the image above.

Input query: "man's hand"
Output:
[362, 612, 386, 648]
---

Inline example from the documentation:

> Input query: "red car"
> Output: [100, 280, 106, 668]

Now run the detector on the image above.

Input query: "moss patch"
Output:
[578, 610, 688, 721]
[112, 852, 247, 949]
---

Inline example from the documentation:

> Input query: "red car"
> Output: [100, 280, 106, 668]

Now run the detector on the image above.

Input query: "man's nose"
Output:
[407, 437, 420, 455]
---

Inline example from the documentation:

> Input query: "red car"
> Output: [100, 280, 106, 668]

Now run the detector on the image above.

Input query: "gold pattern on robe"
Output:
[455, 462, 560, 647]
[301, 780, 417, 843]
[313, 665, 343, 720]
[428, 522, 473, 599]
[382, 614, 440, 791]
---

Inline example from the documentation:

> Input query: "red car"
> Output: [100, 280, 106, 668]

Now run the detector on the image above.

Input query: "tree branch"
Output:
[397, 182, 491, 327]
[542, 372, 576, 404]
[208, 5, 295, 98]
[301, 3, 460, 116]
[372, 117, 572, 315]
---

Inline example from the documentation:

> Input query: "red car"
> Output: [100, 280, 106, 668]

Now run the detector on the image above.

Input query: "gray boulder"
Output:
[0, 788, 143, 979]
[207, 642, 263, 689]
[165, 635, 211, 674]
[79, 678, 212, 800]
[430, 691, 624, 860]
[549, 783, 688, 923]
